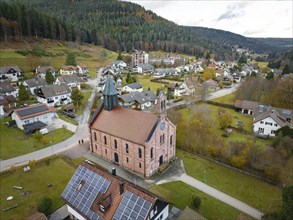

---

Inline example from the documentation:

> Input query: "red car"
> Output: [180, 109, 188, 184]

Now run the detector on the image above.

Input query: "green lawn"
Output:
[0, 118, 74, 159]
[150, 181, 251, 220]
[0, 157, 75, 220]
[57, 113, 78, 125]
[177, 150, 282, 214]
[210, 92, 236, 105]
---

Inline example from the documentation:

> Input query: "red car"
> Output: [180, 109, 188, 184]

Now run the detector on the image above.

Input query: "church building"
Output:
[89, 77, 176, 178]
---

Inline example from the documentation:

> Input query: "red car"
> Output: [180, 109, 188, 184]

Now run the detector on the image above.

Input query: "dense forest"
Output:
[0, 0, 291, 59]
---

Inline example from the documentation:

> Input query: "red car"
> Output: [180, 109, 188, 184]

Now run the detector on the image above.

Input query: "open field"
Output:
[210, 92, 236, 105]
[0, 118, 74, 159]
[150, 181, 251, 220]
[177, 150, 282, 214]
[0, 157, 75, 220]
[0, 39, 117, 78]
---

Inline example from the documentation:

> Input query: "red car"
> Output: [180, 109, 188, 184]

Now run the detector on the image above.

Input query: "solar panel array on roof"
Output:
[17, 105, 49, 117]
[61, 165, 111, 220]
[112, 191, 152, 220]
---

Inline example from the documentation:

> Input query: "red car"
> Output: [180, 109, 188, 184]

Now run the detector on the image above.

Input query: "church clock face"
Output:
[160, 122, 166, 130]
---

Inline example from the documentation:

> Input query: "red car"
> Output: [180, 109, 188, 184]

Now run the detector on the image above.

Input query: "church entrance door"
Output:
[159, 155, 163, 165]
[114, 152, 119, 164]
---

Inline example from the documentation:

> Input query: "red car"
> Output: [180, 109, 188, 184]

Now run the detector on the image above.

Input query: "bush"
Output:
[33, 131, 43, 140]
[191, 195, 201, 209]
[37, 197, 53, 216]
[41, 136, 50, 144]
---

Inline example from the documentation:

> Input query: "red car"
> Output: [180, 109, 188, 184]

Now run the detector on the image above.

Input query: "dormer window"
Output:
[77, 180, 85, 192]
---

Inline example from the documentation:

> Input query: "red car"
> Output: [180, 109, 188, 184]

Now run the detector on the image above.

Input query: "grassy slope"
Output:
[0, 39, 117, 77]
[150, 181, 250, 220]
[0, 118, 74, 159]
[0, 157, 75, 220]
[177, 150, 282, 214]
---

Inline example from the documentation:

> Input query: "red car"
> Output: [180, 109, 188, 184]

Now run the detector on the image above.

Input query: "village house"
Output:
[132, 50, 149, 67]
[77, 64, 89, 74]
[35, 66, 55, 79]
[0, 95, 17, 116]
[118, 90, 157, 110]
[59, 66, 78, 75]
[0, 66, 22, 82]
[133, 63, 154, 74]
[61, 161, 170, 220]
[122, 82, 143, 93]
[11, 103, 56, 133]
[37, 84, 72, 106]
[0, 81, 18, 97]
[111, 60, 127, 70]
[235, 100, 259, 115]
[23, 78, 48, 95]
[89, 77, 176, 178]
[55, 74, 81, 90]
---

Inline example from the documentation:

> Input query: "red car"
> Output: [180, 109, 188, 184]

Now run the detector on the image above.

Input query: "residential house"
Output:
[118, 90, 157, 110]
[132, 50, 149, 66]
[253, 108, 291, 137]
[205, 79, 218, 91]
[77, 64, 89, 74]
[89, 78, 176, 177]
[23, 78, 48, 95]
[0, 81, 18, 97]
[11, 103, 56, 133]
[37, 84, 72, 106]
[235, 100, 260, 115]
[35, 66, 55, 79]
[61, 161, 170, 220]
[0, 95, 17, 116]
[111, 60, 127, 70]
[0, 66, 22, 82]
[55, 74, 81, 90]
[122, 82, 143, 93]
[133, 64, 154, 74]
[59, 66, 78, 75]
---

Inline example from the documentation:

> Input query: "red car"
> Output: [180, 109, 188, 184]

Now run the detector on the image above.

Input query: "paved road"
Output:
[157, 173, 263, 220]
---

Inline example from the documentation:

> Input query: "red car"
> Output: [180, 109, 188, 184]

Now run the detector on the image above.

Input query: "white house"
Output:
[37, 84, 72, 106]
[0, 81, 18, 97]
[59, 66, 78, 75]
[23, 78, 48, 95]
[11, 104, 56, 132]
[61, 162, 170, 220]
[0, 95, 17, 116]
[35, 66, 55, 79]
[118, 90, 157, 110]
[111, 60, 127, 70]
[0, 66, 22, 82]
[77, 64, 89, 74]
[253, 109, 291, 137]
[55, 74, 81, 90]
[122, 82, 143, 93]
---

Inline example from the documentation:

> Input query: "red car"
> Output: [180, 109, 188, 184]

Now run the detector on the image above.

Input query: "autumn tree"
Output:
[202, 67, 216, 81]
[218, 111, 233, 129]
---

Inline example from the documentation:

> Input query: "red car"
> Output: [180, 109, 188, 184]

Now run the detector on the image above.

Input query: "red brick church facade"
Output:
[89, 77, 176, 177]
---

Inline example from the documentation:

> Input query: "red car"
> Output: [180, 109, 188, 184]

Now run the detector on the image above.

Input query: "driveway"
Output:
[47, 117, 77, 133]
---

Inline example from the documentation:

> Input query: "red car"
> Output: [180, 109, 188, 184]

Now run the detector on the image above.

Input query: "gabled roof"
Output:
[254, 109, 290, 127]
[125, 82, 143, 90]
[0, 95, 16, 105]
[57, 74, 81, 84]
[90, 105, 158, 145]
[35, 66, 55, 73]
[61, 162, 168, 220]
[119, 91, 156, 105]
[61, 65, 77, 70]
[24, 78, 47, 88]
[40, 84, 71, 98]
[13, 103, 55, 120]
[0, 82, 16, 94]
[235, 100, 259, 110]
[0, 66, 21, 74]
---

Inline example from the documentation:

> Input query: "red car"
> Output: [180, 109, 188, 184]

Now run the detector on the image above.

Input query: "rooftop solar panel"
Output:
[61, 165, 111, 220]
[112, 191, 152, 220]
[17, 105, 49, 117]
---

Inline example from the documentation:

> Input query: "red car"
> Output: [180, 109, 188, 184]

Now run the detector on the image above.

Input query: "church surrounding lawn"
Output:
[210, 92, 236, 105]
[149, 181, 251, 220]
[177, 150, 282, 214]
[0, 157, 75, 220]
[0, 118, 74, 159]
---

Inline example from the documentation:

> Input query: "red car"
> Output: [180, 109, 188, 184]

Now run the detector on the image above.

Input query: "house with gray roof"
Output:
[122, 82, 143, 93]
[23, 78, 48, 95]
[35, 66, 55, 79]
[253, 108, 291, 137]
[0, 95, 17, 116]
[11, 103, 56, 132]
[0, 66, 22, 82]
[55, 74, 81, 90]
[0, 81, 18, 97]
[118, 90, 157, 110]
[37, 84, 71, 106]
[235, 100, 260, 115]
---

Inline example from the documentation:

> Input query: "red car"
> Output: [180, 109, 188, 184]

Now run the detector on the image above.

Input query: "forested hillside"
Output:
[0, 0, 291, 59]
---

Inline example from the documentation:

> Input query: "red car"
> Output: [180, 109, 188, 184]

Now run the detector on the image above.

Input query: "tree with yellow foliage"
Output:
[202, 67, 216, 81]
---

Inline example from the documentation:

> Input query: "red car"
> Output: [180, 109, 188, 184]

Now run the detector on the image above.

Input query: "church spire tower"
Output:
[103, 76, 118, 111]
[157, 91, 167, 119]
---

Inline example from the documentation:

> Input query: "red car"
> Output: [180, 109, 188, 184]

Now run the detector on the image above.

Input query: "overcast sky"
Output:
[124, 0, 293, 38]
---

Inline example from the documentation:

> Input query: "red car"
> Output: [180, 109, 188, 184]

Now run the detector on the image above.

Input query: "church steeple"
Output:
[103, 77, 118, 111]
[157, 91, 167, 119]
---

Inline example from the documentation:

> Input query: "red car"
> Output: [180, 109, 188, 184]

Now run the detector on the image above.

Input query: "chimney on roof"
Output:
[119, 182, 124, 195]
